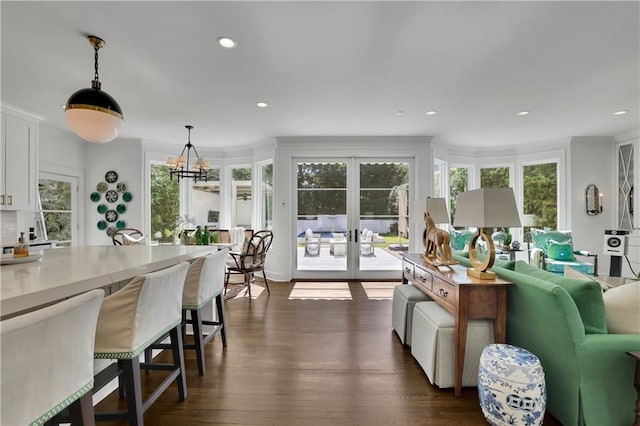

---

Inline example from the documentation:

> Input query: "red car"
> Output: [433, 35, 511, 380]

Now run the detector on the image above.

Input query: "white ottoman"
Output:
[478, 344, 546, 426]
[411, 301, 493, 388]
[392, 284, 431, 346]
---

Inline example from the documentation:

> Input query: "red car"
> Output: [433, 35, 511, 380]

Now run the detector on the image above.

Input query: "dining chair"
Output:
[1, 289, 104, 426]
[92, 262, 189, 425]
[225, 230, 273, 298]
[112, 228, 146, 245]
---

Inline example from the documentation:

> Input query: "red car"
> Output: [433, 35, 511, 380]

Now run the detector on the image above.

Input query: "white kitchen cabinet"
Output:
[1, 107, 42, 211]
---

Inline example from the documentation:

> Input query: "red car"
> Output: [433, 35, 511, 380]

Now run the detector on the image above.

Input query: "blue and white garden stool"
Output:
[478, 343, 546, 426]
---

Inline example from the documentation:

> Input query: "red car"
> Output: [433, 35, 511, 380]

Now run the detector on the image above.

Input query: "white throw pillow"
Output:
[603, 282, 640, 334]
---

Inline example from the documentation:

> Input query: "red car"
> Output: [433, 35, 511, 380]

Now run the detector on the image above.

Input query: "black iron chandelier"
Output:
[167, 125, 209, 181]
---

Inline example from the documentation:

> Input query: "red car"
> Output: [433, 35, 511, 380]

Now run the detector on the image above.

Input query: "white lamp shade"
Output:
[65, 108, 123, 143]
[413, 197, 450, 224]
[453, 188, 521, 228]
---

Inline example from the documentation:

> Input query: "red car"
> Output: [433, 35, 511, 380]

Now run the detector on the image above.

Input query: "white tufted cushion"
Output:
[182, 250, 227, 310]
[603, 281, 640, 334]
[1, 289, 104, 426]
[94, 262, 189, 359]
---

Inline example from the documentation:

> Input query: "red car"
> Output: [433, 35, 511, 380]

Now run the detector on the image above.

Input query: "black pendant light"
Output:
[65, 35, 123, 143]
[167, 125, 209, 181]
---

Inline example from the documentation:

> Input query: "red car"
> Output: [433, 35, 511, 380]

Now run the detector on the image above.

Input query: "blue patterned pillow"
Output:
[450, 229, 474, 251]
[530, 228, 572, 251]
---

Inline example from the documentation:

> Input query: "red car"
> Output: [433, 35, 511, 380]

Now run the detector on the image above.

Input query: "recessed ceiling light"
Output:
[217, 36, 237, 49]
[517, 111, 529, 116]
[425, 110, 437, 116]
[612, 110, 628, 115]
[396, 110, 405, 116]
[256, 101, 268, 108]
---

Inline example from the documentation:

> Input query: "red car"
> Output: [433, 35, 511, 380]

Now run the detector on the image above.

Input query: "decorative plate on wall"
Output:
[117, 182, 127, 192]
[106, 226, 117, 237]
[97, 204, 108, 214]
[96, 182, 108, 193]
[105, 170, 118, 183]
[90, 192, 100, 202]
[105, 190, 118, 203]
[97, 220, 107, 230]
[116, 204, 126, 214]
[105, 210, 118, 222]
[122, 192, 133, 202]
[116, 220, 126, 229]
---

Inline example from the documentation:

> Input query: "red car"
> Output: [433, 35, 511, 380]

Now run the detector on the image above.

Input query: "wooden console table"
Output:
[401, 253, 512, 397]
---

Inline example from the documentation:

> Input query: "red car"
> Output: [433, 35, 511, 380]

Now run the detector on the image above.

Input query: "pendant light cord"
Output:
[91, 41, 102, 90]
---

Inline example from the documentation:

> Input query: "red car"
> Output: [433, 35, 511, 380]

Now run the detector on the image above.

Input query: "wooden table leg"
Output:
[454, 290, 470, 398]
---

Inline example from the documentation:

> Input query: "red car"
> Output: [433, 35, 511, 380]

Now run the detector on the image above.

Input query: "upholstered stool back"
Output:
[182, 250, 226, 309]
[1, 289, 104, 426]
[94, 262, 189, 358]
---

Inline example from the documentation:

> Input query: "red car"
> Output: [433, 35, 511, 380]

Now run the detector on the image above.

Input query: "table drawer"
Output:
[402, 259, 414, 281]
[414, 265, 433, 289]
[432, 277, 456, 309]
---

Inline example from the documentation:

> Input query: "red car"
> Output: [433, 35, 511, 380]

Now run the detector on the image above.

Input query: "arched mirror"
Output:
[585, 184, 602, 215]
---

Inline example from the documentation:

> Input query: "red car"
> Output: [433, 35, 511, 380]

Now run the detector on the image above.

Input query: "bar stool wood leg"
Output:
[170, 326, 187, 400]
[214, 293, 227, 346]
[120, 358, 144, 426]
[190, 308, 206, 375]
[68, 392, 96, 426]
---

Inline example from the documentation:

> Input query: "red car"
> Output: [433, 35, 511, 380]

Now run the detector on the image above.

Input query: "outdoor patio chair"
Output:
[360, 229, 375, 256]
[304, 228, 320, 256]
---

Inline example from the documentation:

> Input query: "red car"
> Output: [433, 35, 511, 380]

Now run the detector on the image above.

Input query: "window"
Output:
[449, 166, 469, 224]
[37, 173, 77, 246]
[258, 161, 273, 230]
[480, 166, 510, 188]
[150, 163, 179, 244]
[192, 168, 221, 227]
[433, 160, 445, 198]
[231, 166, 252, 228]
[523, 162, 558, 230]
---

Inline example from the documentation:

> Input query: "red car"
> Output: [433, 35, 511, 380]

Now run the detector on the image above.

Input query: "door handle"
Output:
[0, 194, 4, 206]
[355, 229, 359, 243]
[349, 230, 352, 242]
[8, 195, 12, 206]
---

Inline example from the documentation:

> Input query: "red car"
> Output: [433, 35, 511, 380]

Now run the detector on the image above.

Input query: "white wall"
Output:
[84, 138, 143, 245]
[569, 136, 616, 274]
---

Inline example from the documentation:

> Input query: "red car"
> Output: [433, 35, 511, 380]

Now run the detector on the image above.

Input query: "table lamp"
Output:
[453, 188, 521, 279]
[417, 197, 454, 265]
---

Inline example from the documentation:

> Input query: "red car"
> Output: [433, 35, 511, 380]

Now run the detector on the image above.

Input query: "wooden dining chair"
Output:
[225, 230, 273, 298]
[112, 228, 146, 245]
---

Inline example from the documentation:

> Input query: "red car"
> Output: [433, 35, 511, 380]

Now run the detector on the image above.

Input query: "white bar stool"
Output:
[1, 289, 104, 426]
[146, 250, 228, 375]
[92, 262, 190, 425]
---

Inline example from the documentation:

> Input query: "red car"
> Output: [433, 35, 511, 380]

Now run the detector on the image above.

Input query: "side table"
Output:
[401, 253, 512, 397]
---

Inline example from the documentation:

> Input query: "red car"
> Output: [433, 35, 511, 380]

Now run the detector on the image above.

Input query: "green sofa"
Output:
[453, 252, 640, 426]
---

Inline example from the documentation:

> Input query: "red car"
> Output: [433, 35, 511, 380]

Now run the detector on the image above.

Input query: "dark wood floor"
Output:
[96, 281, 560, 425]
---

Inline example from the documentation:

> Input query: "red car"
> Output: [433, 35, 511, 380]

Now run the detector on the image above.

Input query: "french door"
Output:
[294, 157, 412, 280]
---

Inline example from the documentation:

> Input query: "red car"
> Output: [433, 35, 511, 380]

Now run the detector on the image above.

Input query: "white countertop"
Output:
[0, 245, 217, 318]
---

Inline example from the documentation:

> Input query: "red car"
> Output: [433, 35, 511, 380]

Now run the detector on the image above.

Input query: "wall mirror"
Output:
[585, 184, 602, 215]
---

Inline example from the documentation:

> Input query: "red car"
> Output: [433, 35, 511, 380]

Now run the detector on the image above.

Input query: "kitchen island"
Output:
[0, 245, 217, 319]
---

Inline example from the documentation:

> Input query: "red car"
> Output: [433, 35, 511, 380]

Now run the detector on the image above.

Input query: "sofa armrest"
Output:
[575, 333, 640, 425]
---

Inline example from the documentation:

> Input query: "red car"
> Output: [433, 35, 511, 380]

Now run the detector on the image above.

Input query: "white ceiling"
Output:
[1, 1, 638, 150]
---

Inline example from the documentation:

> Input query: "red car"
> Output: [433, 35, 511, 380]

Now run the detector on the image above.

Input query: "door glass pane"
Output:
[231, 167, 252, 228]
[359, 162, 408, 271]
[150, 163, 180, 244]
[480, 167, 509, 188]
[38, 178, 72, 246]
[297, 162, 347, 271]
[523, 163, 557, 230]
[192, 168, 221, 228]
